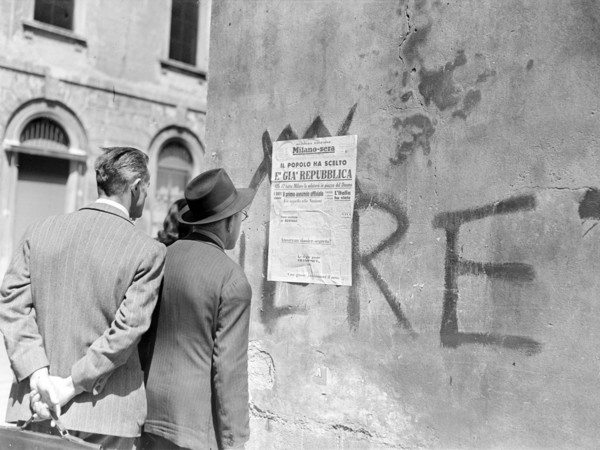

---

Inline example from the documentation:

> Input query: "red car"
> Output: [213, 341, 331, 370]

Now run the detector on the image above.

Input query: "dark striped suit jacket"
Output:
[144, 231, 251, 449]
[0, 202, 166, 437]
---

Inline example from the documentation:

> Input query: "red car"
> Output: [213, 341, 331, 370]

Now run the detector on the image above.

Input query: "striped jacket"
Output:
[0, 202, 166, 437]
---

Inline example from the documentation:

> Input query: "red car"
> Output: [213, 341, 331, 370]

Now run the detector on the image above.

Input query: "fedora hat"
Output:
[178, 168, 255, 225]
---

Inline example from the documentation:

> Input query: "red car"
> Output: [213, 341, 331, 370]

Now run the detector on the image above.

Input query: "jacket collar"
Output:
[95, 198, 129, 217]
[184, 229, 225, 250]
[80, 201, 133, 224]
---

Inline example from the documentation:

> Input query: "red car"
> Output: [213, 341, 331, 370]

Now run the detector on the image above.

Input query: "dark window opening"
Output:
[169, 0, 199, 65]
[34, 0, 74, 30]
[20, 117, 70, 152]
[14, 154, 70, 243]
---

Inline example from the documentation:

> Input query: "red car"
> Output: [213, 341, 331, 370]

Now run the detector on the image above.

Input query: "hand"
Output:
[29, 390, 49, 421]
[48, 375, 81, 407]
[29, 368, 59, 420]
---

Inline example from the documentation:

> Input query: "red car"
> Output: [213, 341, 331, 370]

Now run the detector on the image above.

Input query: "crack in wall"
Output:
[398, 2, 413, 66]
[522, 186, 594, 192]
[331, 423, 373, 438]
[249, 402, 401, 446]
[249, 402, 288, 424]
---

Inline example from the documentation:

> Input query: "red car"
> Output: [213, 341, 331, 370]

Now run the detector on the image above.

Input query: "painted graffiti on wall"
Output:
[248, 125, 306, 333]
[579, 188, 600, 237]
[432, 194, 542, 355]
[247, 106, 544, 354]
[248, 104, 415, 334]
[351, 187, 414, 334]
[248, 108, 543, 355]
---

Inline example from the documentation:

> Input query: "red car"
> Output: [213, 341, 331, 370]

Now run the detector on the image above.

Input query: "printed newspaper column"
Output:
[267, 135, 358, 285]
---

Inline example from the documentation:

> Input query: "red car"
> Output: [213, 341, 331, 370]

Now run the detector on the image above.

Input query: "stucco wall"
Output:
[206, 0, 600, 448]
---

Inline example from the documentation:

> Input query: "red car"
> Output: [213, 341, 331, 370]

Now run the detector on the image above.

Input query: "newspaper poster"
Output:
[267, 135, 357, 286]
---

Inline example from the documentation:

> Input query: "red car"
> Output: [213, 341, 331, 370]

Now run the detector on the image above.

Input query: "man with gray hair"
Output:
[0, 146, 166, 449]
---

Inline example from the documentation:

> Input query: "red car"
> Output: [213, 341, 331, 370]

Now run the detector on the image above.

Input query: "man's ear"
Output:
[130, 178, 142, 194]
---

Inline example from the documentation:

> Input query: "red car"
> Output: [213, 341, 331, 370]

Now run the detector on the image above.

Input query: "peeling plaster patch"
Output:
[476, 68, 497, 83]
[578, 188, 600, 219]
[390, 114, 435, 164]
[452, 89, 482, 119]
[248, 341, 275, 390]
[397, 9, 493, 116]
[526, 59, 534, 70]
[418, 50, 467, 111]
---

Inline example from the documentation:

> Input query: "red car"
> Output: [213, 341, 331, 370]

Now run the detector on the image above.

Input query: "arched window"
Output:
[2, 99, 88, 264]
[146, 126, 203, 238]
[156, 140, 193, 208]
[13, 117, 74, 242]
[20, 117, 70, 151]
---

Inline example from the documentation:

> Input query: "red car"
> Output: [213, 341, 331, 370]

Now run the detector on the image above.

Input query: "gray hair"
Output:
[95, 147, 149, 196]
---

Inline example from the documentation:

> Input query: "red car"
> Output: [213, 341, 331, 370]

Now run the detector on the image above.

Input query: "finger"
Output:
[47, 380, 60, 407]
[30, 394, 40, 417]
[47, 387, 59, 408]
[32, 400, 42, 415]
[32, 401, 51, 421]
[40, 404, 51, 420]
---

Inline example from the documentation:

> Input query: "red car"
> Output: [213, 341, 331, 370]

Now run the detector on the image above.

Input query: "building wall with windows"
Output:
[0, 0, 211, 277]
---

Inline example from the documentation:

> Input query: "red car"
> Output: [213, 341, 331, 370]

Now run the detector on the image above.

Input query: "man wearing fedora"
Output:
[0, 147, 166, 449]
[142, 168, 255, 450]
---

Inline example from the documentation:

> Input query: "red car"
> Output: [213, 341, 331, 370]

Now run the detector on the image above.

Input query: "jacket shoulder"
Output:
[129, 228, 167, 256]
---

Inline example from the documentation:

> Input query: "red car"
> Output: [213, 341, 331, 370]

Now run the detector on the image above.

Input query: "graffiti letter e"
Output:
[432, 194, 542, 355]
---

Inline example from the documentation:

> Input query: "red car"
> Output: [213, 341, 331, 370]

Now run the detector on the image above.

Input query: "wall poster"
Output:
[267, 135, 357, 286]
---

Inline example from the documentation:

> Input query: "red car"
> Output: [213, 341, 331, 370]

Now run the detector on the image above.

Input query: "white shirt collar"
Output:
[95, 198, 129, 218]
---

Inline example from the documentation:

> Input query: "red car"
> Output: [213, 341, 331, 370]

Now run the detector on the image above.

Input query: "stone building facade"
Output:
[0, 0, 211, 276]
